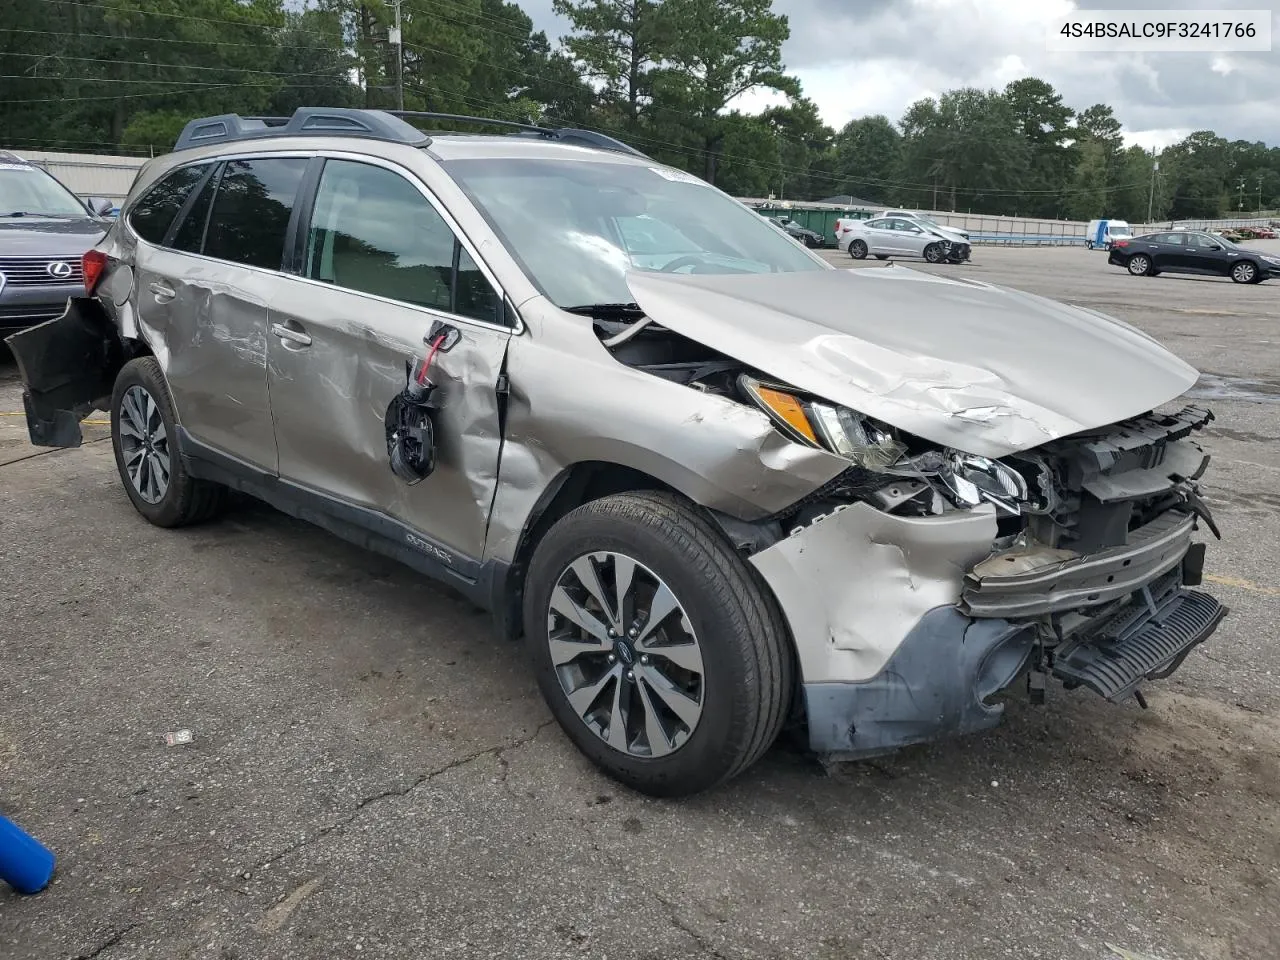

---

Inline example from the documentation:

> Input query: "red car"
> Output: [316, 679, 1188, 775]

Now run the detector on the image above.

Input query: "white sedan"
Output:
[838, 215, 972, 264]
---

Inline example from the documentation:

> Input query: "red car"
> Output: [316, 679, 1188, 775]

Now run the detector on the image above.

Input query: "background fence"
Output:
[10, 150, 148, 210]
[9, 148, 1280, 244]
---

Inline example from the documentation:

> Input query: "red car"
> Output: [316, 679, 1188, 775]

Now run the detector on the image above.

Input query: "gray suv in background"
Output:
[0, 151, 113, 334]
[8, 109, 1227, 797]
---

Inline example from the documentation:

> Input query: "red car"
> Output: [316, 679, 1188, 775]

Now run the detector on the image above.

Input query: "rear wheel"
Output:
[1127, 254, 1152, 276]
[924, 243, 945, 263]
[111, 357, 226, 527]
[1231, 261, 1259, 284]
[848, 239, 868, 260]
[524, 491, 793, 797]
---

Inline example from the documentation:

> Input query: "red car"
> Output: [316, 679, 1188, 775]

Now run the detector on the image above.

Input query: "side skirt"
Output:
[178, 428, 507, 613]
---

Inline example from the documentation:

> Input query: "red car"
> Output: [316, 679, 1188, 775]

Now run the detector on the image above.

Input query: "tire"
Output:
[874, 254, 888, 260]
[1127, 254, 1152, 276]
[110, 356, 226, 528]
[924, 243, 945, 263]
[848, 239, 868, 260]
[1231, 261, 1259, 284]
[1086, 241, 1094, 250]
[524, 491, 793, 798]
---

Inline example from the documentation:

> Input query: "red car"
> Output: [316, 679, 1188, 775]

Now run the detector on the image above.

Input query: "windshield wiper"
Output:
[563, 302, 646, 318]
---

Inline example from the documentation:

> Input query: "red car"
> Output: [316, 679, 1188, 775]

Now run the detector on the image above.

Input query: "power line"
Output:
[4, 51, 349, 79]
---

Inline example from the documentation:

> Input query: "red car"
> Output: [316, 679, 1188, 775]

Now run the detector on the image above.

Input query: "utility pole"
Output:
[1259, 175, 1264, 214]
[390, 0, 404, 111]
[1238, 177, 1246, 212]
[1148, 155, 1158, 222]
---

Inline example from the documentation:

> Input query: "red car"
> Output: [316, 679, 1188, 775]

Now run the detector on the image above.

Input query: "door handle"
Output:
[148, 280, 175, 302]
[271, 321, 312, 347]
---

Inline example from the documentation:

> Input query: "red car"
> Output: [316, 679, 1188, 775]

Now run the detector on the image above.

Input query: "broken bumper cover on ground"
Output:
[2, 297, 121, 448]
[749, 499, 1226, 758]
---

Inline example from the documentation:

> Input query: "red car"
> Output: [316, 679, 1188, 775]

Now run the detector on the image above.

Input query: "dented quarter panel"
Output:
[748, 500, 999, 684]
[132, 241, 277, 471]
[627, 268, 1199, 459]
[482, 298, 850, 565]
[266, 276, 509, 562]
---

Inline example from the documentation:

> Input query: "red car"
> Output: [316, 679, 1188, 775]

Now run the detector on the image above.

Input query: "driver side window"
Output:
[304, 159, 502, 325]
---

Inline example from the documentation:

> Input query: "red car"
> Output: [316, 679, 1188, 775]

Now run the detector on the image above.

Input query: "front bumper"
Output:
[749, 492, 1225, 758]
[0, 283, 85, 332]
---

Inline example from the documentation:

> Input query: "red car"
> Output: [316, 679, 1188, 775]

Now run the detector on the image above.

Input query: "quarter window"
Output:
[171, 164, 220, 253]
[128, 164, 211, 245]
[304, 159, 501, 324]
[204, 158, 308, 270]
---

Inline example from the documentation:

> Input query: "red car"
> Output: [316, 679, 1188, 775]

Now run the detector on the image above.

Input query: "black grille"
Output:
[0, 256, 84, 287]
[0, 303, 64, 326]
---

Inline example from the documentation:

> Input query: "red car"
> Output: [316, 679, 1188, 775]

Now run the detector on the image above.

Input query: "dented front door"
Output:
[265, 156, 511, 563]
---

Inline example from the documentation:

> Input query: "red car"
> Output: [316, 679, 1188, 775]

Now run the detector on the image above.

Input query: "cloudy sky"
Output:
[519, 0, 1280, 149]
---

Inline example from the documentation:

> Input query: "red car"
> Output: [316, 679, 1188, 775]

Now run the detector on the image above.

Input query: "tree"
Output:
[831, 115, 901, 204]
[650, 0, 797, 183]
[1161, 130, 1232, 219]
[553, 0, 669, 128]
[899, 88, 1028, 212]
[1003, 78, 1073, 217]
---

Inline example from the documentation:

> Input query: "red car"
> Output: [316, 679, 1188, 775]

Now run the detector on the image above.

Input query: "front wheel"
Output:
[523, 492, 793, 797]
[1127, 254, 1152, 276]
[1231, 261, 1259, 284]
[848, 239, 868, 259]
[111, 357, 226, 527]
[924, 243, 945, 263]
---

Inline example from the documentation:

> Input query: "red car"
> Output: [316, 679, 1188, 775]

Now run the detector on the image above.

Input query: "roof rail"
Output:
[171, 107, 649, 160]
[384, 111, 647, 157]
[172, 108, 432, 152]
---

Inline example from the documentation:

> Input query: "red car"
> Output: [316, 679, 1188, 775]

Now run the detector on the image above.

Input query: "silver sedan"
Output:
[840, 215, 971, 263]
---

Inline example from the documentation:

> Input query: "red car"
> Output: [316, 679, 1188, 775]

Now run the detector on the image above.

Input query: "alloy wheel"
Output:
[117, 384, 171, 504]
[1233, 262, 1256, 283]
[1128, 255, 1150, 276]
[546, 552, 705, 758]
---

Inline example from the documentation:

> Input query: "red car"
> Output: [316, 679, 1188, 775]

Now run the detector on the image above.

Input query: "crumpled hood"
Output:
[626, 266, 1198, 458]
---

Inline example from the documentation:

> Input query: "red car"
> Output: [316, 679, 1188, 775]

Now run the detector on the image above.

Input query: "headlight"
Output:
[739, 375, 906, 469]
[942, 453, 1029, 514]
[1262, 255, 1280, 265]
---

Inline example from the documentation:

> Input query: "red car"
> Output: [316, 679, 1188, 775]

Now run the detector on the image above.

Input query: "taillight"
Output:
[82, 249, 108, 294]
[1113, 240, 1129, 248]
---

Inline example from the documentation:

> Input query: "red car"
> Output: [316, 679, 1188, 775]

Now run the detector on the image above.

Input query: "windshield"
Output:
[442, 157, 825, 308]
[0, 163, 89, 218]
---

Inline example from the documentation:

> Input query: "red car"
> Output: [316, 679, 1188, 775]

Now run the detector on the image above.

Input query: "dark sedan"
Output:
[0, 151, 112, 333]
[1108, 230, 1280, 284]
[768, 216, 826, 248]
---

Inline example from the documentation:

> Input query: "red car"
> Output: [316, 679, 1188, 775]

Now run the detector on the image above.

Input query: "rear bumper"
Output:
[2, 297, 122, 447]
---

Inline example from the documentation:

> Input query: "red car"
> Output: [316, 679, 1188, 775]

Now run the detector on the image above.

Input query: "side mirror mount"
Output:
[85, 197, 115, 217]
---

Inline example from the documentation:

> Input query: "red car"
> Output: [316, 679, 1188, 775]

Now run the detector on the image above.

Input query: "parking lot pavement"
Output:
[2, 245, 1279, 960]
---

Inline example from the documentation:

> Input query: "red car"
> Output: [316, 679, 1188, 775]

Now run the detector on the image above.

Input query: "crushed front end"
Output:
[745, 401, 1226, 760]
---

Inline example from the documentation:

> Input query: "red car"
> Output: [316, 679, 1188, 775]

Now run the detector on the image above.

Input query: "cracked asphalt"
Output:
[2, 245, 1279, 960]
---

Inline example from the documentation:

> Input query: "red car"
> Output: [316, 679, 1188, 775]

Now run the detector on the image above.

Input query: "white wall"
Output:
[10, 150, 149, 207]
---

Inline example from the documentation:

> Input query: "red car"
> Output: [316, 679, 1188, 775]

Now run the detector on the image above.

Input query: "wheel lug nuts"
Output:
[607, 654, 616, 664]
[639, 655, 649, 665]
[628, 628, 637, 638]
[625, 670, 634, 680]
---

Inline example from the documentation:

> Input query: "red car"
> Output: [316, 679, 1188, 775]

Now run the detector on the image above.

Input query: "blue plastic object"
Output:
[0, 815, 55, 894]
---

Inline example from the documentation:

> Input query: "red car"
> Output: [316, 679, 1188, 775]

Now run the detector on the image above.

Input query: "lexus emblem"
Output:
[46, 261, 74, 279]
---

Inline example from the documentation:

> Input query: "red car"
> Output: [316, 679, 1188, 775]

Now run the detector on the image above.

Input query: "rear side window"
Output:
[304, 158, 501, 323]
[128, 164, 210, 245]
[204, 158, 307, 270]
[171, 164, 220, 253]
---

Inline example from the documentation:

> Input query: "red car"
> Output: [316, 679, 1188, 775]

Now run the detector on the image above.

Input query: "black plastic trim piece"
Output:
[173, 109, 433, 152]
[176, 428, 491, 606]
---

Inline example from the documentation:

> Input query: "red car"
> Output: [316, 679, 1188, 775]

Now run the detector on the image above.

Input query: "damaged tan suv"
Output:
[7, 109, 1226, 797]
